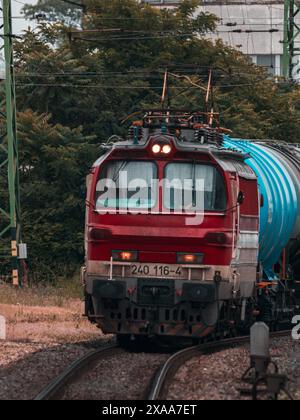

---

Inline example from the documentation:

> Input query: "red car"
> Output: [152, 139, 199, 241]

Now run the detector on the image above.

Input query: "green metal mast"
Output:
[0, 0, 21, 285]
[283, 0, 300, 79]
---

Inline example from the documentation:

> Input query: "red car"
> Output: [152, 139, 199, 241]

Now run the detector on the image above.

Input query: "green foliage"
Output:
[18, 0, 300, 141]
[14, 25, 104, 135]
[9, 0, 300, 281]
[17, 110, 96, 281]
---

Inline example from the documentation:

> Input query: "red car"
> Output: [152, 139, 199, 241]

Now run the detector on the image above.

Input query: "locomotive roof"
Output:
[93, 134, 250, 168]
[94, 109, 254, 167]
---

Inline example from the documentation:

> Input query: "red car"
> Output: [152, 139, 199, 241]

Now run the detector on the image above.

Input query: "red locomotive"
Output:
[83, 110, 297, 345]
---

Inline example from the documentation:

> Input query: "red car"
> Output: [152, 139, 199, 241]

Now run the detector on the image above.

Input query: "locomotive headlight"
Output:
[162, 144, 172, 154]
[112, 250, 138, 262]
[177, 253, 204, 264]
[120, 252, 132, 261]
[152, 144, 161, 154]
[183, 255, 197, 263]
[152, 143, 172, 155]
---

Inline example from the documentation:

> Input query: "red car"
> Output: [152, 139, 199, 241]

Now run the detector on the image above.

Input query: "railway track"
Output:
[33, 330, 292, 401]
[147, 330, 292, 400]
[33, 343, 121, 401]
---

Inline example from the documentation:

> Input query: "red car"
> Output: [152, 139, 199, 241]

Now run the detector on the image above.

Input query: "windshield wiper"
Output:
[192, 162, 196, 208]
[112, 162, 129, 211]
[112, 161, 129, 183]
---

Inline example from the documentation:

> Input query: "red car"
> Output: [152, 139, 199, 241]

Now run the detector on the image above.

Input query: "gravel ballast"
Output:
[61, 351, 169, 400]
[1, 295, 299, 400]
[0, 299, 113, 400]
[0, 341, 100, 400]
[167, 337, 300, 400]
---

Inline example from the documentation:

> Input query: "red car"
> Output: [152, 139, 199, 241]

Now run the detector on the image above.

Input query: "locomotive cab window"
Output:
[95, 160, 157, 210]
[164, 163, 226, 212]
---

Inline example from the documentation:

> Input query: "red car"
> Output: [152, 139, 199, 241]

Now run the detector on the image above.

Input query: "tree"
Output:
[19, 0, 300, 141]
[9, 0, 300, 280]
[17, 110, 96, 281]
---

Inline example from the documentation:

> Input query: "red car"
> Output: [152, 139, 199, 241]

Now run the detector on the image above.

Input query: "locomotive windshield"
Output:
[96, 161, 157, 210]
[164, 163, 226, 212]
[95, 160, 226, 212]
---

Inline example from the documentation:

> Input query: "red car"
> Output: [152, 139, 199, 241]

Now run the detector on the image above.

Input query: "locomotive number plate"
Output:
[130, 264, 183, 279]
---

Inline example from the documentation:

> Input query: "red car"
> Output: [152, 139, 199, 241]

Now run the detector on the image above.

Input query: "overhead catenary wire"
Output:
[5, 27, 281, 41]
[4, 15, 285, 24]
[68, 28, 281, 44]
[57, 0, 85, 9]
[12, 72, 281, 79]
[12, 65, 284, 77]
[5, 3, 285, 80]
[11, 62, 283, 70]
[11, 0, 27, 6]
[13, 80, 288, 89]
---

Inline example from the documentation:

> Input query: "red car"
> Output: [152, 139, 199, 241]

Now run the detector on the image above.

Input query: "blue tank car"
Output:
[224, 138, 300, 281]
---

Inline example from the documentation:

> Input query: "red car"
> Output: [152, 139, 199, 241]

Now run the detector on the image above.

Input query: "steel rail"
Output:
[33, 330, 291, 401]
[147, 330, 292, 400]
[33, 343, 120, 401]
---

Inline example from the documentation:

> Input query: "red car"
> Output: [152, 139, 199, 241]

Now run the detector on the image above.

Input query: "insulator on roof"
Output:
[127, 125, 144, 142]
[194, 128, 224, 146]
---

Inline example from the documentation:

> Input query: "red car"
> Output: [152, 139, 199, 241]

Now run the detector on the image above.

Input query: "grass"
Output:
[0, 276, 83, 308]
[0, 277, 101, 344]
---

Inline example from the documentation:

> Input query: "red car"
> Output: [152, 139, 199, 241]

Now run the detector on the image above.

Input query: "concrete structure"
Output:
[141, 1, 295, 77]
[1, 1, 293, 78]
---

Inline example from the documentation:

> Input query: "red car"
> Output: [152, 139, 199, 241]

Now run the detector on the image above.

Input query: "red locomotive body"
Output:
[83, 111, 260, 342]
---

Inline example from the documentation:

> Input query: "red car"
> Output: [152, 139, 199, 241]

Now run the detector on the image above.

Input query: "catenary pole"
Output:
[0, 0, 21, 285]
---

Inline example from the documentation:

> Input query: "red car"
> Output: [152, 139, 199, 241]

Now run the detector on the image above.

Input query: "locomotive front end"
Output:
[83, 111, 259, 342]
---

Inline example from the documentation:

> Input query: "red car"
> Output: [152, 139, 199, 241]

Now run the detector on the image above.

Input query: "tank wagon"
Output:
[225, 139, 300, 283]
[82, 110, 299, 344]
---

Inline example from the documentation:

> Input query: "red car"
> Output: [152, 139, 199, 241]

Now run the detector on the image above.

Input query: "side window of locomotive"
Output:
[163, 163, 226, 212]
[95, 161, 157, 210]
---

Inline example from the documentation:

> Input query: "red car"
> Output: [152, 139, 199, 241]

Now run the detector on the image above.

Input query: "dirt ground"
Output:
[0, 285, 114, 400]
[0, 284, 299, 400]
[0, 285, 101, 344]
